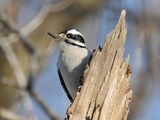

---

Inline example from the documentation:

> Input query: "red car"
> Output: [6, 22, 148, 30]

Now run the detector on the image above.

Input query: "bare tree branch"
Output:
[21, 0, 75, 35]
[0, 13, 38, 55]
[18, 91, 38, 120]
[66, 10, 132, 120]
[0, 77, 17, 88]
[0, 38, 27, 88]
[0, 12, 40, 89]
[0, 108, 23, 120]
[30, 91, 59, 120]
[0, 13, 59, 120]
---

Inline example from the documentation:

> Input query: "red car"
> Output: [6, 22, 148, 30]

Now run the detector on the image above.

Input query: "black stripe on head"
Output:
[74, 34, 85, 44]
[66, 34, 85, 44]
[59, 29, 85, 44]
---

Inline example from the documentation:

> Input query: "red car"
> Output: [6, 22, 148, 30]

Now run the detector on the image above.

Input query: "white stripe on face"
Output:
[66, 39, 86, 47]
[67, 29, 84, 37]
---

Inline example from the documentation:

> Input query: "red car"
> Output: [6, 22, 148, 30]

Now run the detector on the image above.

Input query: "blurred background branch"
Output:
[0, 37, 27, 88]
[30, 91, 59, 120]
[0, 108, 23, 120]
[21, 0, 75, 36]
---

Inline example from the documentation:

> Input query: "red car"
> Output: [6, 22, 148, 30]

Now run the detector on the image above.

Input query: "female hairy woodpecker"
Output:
[47, 29, 91, 102]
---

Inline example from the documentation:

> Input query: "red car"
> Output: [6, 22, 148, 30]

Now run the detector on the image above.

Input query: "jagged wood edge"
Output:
[66, 10, 132, 120]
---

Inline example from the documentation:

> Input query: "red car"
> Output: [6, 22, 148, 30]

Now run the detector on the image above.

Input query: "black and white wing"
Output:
[57, 69, 73, 102]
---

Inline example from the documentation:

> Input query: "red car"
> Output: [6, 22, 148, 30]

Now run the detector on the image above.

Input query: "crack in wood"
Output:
[66, 10, 132, 120]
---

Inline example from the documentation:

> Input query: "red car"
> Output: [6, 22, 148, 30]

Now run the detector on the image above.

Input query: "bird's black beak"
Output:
[47, 32, 59, 39]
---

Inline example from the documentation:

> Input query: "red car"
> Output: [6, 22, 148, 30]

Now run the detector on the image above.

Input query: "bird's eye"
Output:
[67, 34, 74, 39]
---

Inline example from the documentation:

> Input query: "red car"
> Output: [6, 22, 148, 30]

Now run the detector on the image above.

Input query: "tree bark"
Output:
[66, 10, 132, 120]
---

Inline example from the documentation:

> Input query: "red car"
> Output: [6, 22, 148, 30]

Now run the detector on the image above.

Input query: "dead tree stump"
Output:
[66, 10, 132, 120]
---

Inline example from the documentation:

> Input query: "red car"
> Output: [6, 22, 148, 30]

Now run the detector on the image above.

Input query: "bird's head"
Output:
[47, 29, 86, 48]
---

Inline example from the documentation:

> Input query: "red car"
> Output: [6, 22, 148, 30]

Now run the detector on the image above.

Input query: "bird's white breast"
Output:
[58, 45, 90, 98]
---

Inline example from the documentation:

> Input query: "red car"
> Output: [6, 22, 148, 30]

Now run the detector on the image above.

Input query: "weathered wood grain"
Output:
[66, 10, 132, 120]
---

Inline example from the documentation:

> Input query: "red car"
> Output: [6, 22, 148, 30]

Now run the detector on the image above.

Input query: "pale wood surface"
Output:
[66, 10, 132, 120]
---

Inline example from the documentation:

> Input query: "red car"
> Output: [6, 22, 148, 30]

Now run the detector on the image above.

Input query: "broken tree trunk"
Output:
[66, 10, 132, 120]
